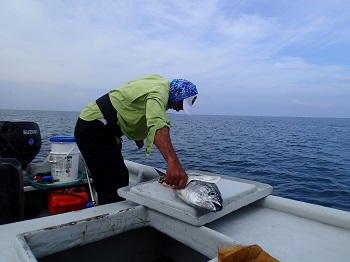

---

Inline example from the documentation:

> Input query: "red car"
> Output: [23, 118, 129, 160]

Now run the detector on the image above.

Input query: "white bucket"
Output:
[49, 137, 80, 182]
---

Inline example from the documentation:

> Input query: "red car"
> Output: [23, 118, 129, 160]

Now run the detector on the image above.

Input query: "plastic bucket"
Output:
[49, 137, 80, 182]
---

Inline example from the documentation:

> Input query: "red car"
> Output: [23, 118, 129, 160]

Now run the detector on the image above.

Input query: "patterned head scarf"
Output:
[169, 79, 198, 104]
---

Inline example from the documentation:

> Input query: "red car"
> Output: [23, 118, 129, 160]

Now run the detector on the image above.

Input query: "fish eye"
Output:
[208, 192, 216, 196]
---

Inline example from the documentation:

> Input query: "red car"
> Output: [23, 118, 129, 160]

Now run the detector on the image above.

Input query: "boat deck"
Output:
[208, 196, 350, 261]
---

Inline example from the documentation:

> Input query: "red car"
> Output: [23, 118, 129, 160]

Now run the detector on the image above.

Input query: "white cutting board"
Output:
[118, 171, 273, 226]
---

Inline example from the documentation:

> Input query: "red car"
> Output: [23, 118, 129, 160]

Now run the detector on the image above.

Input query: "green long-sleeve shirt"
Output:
[79, 74, 171, 156]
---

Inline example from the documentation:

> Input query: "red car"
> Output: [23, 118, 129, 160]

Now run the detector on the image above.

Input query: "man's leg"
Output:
[74, 118, 129, 204]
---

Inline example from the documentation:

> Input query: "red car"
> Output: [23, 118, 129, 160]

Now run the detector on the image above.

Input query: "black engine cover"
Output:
[0, 121, 41, 169]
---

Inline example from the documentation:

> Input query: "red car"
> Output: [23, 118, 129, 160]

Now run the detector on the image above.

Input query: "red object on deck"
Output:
[47, 187, 89, 215]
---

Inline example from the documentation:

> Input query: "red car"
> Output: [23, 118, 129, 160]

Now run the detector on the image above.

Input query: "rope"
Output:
[26, 171, 84, 188]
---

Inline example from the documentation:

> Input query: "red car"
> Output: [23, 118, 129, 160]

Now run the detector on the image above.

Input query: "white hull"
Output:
[1, 159, 349, 261]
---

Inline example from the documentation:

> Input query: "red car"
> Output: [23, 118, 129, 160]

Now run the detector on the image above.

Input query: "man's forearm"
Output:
[154, 127, 180, 166]
[154, 126, 187, 188]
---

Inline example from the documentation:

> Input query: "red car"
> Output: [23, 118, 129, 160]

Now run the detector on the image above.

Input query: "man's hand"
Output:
[135, 140, 144, 149]
[165, 162, 188, 189]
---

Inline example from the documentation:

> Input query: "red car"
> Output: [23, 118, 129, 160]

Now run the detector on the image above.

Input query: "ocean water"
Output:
[1, 109, 349, 212]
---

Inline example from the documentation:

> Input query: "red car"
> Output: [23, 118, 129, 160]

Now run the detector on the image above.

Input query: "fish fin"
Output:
[155, 168, 167, 184]
[155, 168, 166, 177]
[187, 173, 221, 184]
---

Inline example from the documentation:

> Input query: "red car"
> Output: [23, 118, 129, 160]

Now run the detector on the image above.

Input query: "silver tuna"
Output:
[156, 169, 223, 212]
[177, 180, 223, 212]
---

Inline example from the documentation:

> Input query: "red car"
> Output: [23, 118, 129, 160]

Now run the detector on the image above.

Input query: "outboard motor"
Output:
[0, 158, 24, 224]
[0, 121, 41, 225]
[0, 121, 41, 169]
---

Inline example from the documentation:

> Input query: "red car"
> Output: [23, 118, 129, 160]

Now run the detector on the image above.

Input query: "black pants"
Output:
[74, 118, 129, 204]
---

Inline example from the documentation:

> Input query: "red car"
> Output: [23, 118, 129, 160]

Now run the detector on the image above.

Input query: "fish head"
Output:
[178, 180, 223, 212]
[200, 182, 223, 212]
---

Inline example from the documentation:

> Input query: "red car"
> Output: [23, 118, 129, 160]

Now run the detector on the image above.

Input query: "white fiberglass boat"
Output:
[0, 121, 349, 261]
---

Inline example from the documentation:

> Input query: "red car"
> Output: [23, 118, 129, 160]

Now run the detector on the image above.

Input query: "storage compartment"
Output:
[38, 227, 209, 262]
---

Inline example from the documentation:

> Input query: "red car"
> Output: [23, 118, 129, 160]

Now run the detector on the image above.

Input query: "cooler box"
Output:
[118, 171, 273, 226]
[48, 186, 89, 215]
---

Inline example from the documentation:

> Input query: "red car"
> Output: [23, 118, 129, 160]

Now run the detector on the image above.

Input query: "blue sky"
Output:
[1, 0, 349, 118]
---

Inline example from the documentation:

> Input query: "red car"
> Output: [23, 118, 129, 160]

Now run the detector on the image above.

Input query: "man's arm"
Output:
[154, 126, 187, 188]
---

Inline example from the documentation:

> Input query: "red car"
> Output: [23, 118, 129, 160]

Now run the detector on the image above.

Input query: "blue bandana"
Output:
[169, 79, 198, 104]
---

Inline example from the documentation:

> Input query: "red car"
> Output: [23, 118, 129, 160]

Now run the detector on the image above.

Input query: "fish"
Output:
[177, 179, 223, 212]
[155, 169, 223, 212]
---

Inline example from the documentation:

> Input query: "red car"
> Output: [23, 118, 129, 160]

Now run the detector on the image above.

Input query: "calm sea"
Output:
[1, 109, 349, 212]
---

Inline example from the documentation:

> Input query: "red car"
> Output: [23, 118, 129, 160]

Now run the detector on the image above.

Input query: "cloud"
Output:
[0, 0, 349, 117]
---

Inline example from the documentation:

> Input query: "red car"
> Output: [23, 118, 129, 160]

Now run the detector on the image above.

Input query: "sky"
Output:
[1, 0, 349, 118]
